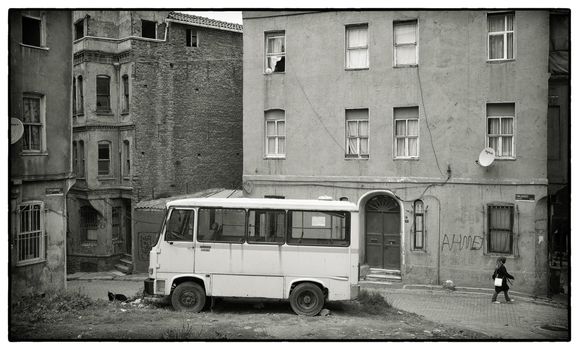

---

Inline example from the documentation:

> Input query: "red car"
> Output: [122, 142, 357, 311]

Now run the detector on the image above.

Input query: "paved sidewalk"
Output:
[366, 286, 569, 340]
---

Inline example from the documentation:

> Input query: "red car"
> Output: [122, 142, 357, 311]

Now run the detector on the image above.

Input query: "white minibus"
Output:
[144, 197, 360, 316]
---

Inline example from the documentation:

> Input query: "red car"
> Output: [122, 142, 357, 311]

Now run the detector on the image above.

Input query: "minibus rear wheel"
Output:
[289, 282, 324, 316]
[171, 281, 206, 312]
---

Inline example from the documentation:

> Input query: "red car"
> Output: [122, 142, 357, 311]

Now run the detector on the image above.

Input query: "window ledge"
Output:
[96, 111, 114, 116]
[394, 64, 418, 68]
[97, 176, 115, 180]
[20, 43, 50, 51]
[485, 252, 516, 259]
[121, 111, 130, 116]
[345, 67, 369, 71]
[487, 59, 516, 64]
[394, 157, 420, 161]
[410, 249, 427, 253]
[81, 241, 97, 247]
[20, 151, 48, 157]
[74, 112, 85, 117]
[264, 155, 286, 160]
[345, 156, 369, 161]
[494, 157, 517, 161]
[263, 72, 285, 75]
[16, 258, 46, 267]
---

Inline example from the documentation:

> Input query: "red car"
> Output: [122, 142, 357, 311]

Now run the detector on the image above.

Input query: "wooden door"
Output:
[365, 195, 401, 269]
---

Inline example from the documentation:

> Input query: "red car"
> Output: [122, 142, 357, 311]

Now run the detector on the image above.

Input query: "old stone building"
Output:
[67, 11, 243, 273]
[241, 10, 568, 295]
[9, 10, 74, 295]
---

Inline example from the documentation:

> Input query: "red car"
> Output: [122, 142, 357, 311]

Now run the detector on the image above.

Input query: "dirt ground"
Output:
[10, 295, 490, 340]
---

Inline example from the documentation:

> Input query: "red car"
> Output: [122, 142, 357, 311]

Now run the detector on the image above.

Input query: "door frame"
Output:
[357, 190, 405, 270]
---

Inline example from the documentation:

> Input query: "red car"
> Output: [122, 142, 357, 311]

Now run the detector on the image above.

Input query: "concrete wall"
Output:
[9, 10, 73, 295]
[241, 11, 550, 295]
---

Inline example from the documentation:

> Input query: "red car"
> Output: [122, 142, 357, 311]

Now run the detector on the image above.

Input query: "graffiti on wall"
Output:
[138, 232, 159, 261]
[441, 234, 484, 251]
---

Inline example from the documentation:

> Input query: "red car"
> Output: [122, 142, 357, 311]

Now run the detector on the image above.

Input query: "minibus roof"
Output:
[166, 197, 359, 212]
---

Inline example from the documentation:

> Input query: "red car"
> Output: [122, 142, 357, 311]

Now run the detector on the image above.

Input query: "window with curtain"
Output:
[487, 103, 515, 158]
[73, 141, 78, 175]
[345, 109, 369, 158]
[265, 32, 285, 73]
[394, 107, 419, 158]
[394, 20, 418, 66]
[488, 205, 513, 254]
[97, 141, 111, 176]
[122, 75, 129, 113]
[265, 110, 286, 157]
[346, 24, 369, 69]
[413, 200, 424, 249]
[22, 95, 43, 152]
[96, 75, 110, 112]
[487, 13, 514, 60]
[78, 140, 85, 178]
[77, 76, 84, 114]
[16, 202, 45, 265]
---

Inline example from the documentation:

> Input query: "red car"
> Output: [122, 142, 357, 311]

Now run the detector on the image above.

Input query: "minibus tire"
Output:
[171, 282, 206, 312]
[289, 282, 324, 316]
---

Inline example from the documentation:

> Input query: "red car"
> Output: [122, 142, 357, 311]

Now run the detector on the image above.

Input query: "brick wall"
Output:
[131, 22, 243, 201]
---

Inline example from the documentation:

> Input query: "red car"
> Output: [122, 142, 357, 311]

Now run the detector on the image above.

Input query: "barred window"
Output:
[16, 202, 45, 264]
[80, 206, 98, 241]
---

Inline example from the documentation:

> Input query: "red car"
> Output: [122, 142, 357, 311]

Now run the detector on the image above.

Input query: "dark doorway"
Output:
[365, 195, 401, 269]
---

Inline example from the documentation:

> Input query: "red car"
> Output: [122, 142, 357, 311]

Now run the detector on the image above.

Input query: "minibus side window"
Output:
[198, 208, 245, 243]
[165, 209, 194, 242]
[287, 211, 350, 246]
[247, 210, 285, 244]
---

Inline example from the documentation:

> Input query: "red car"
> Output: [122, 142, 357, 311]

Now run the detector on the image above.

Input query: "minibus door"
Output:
[156, 208, 196, 275]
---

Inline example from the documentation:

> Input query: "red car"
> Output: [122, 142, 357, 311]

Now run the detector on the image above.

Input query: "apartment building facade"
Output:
[241, 10, 559, 295]
[9, 10, 74, 295]
[67, 11, 243, 273]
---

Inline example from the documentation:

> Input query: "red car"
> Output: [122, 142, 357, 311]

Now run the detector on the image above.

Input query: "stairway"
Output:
[114, 253, 133, 274]
[363, 268, 402, 284]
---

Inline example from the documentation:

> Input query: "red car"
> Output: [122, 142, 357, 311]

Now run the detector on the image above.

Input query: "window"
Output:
[22, 95, 43, 152]
[345, 109, 369, 158]
[186, 28, 198, 47]
[96, 75, 110, 112]
[16, 202, 45, 264]
[22, 15, 41, 47]
[165, 209, 194, 242]
[488, 205, 514, 254]
[346, 24, 369, 69]
[123, 140, 131, 177]
[265, 110, 285, 158]
[74, 19, 85, 40]
[265, 32, 285, 73]
[248, 210, 285, 244]
[142, 20, 156, 39]
[78, 140, 85, 178]
[488, 13, 514, 60]
[77, 76, 84, 114]
[80, 206, 98, 241]
[72, 78, 76, 115]
[487, 103, 515, 158]
[394, 20, 418, 66]
[287, 211, 350, 246]
[73, 141, 78, 175]
[198, 208, 245, 243]
[394, 107, 419, 158]
[122, 75, 129, 113]
[413, 200, 424, 249]
[98, 141, 111, 176]
[112, 207, 121, 240]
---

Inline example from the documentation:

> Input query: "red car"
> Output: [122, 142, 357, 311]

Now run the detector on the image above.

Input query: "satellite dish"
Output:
[478, 147, 496, 167]
[11, 118, 24, 144]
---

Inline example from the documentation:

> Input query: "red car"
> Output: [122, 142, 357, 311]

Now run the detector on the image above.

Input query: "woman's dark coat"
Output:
[492, 264, 514, 292]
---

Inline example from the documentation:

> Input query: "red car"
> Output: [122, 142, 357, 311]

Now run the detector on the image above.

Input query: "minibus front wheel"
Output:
[289, 282, 324, 316]
[171, 281, 206, 312]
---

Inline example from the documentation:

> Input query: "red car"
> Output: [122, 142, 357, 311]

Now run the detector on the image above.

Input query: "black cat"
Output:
[107, 291, 128, 302]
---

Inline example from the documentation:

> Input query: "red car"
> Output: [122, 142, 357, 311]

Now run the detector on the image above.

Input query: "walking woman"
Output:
[492, 256, 514, 304]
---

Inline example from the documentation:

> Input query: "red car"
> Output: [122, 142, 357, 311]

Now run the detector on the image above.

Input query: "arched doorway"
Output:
[365, 195, 401, 269]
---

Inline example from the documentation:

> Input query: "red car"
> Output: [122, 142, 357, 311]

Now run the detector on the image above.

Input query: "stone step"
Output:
[123, 253, 133, 260]
[120, 258, 133, 265]
[369, 268, 401, 276]
[114, 264, 131, 274]
[366, 274, 402, 281]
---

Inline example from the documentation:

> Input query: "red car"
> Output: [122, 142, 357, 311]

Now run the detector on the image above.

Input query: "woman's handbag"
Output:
[494, 277, 503, 287]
